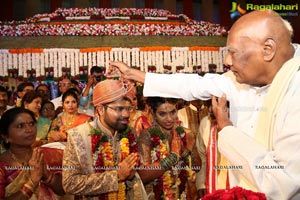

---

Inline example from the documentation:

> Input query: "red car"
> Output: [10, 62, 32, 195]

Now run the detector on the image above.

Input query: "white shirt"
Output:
[51, 95, 62, 109]
[143, 65, 300, 199]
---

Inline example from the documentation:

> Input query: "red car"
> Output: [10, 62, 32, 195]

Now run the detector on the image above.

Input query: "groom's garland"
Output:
[90, 126, 138, 200]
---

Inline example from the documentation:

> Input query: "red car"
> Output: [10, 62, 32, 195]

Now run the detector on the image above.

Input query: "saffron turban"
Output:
[93, 79, 135, 106]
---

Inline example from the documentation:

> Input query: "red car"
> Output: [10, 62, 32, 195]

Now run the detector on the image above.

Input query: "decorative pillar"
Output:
[26, 0, 41, 18]
[182, 0, 193, 19]
[99, 0, 112, 8]
[201, 0, 214, 22]
[145, 0, 154, 8]
[51, 0, 62, 12]
[219, 0, 232, 28]
[163, 0, 176, 14]
[120, 0, 133, 8]
[75, 0, 89, 8]
[0, 0, 13, 21]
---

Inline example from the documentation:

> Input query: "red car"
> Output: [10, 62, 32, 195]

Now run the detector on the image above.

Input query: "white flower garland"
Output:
[0, 47, 226, 81]
[41, 52, 45, 76]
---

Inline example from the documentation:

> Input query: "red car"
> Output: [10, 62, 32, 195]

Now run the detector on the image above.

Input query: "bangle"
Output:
[21, 184, 34, 198]
[27, 177, 37, 189]
[160, 153, 179, 170]
[181, 150, 191, 158]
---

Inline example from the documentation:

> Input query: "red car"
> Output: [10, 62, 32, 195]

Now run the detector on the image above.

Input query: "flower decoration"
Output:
[45, 67, 54, 78]
[0, 8, 227, 37]
[149, 126, 190, 200]
[8, 68, 18, 78]
[208, 64, 217, 73]
[176, 65, 184, 72]
[90, 126, 137, 200]
[148, 65, 157, 72]
[223, 64, 230, 72]
[202, 186, 267, 200]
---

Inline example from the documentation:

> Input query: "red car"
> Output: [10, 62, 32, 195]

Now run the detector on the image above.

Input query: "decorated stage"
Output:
[0, 8, 228, 86]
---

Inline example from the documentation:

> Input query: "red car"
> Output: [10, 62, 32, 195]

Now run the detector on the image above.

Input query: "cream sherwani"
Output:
[143, 48, 300, 199]
[62, 120, 146, 200]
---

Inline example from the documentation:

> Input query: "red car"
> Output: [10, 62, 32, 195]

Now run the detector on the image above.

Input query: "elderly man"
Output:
[62, 79, 145, 199]
[108, 10, 300, 200]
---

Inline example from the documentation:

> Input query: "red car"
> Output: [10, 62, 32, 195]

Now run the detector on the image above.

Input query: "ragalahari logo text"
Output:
[230, 1, 298, 18]
[230, 2, 247, 20]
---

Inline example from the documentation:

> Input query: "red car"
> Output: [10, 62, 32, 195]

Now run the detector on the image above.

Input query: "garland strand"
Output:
[90, 126, 138, 200]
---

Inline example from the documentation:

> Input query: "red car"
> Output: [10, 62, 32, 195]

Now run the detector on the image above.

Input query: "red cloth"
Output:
[40, 147, 64, 173]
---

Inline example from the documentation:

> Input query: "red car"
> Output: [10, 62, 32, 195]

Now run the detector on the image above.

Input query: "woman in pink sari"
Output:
[0, 107, 65, 199]
[48, 89, 91, 143]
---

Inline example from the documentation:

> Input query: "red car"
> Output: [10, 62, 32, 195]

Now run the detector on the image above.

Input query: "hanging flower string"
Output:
[149, 126, 190, 200]
[90, 126, 138, 200]
[0, 46, 227, 82]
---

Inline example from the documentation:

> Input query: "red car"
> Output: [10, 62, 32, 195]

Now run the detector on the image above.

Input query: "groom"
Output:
[62, 79, 145, 199]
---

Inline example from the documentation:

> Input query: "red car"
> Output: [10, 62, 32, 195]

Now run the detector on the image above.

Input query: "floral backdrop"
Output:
[0, 8, 227, 37]
[0, 8, 228, 96]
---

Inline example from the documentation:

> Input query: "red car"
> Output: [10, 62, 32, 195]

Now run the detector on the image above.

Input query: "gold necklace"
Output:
[8, 149, 31, 166]
[63, 113, 76, 127]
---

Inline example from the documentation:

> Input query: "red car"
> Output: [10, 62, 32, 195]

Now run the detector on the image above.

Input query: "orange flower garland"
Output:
[90, 126, 138, 200]
[150, 126, 189, 200]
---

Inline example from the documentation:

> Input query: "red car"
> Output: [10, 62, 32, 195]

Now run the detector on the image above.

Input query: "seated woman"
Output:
[48, 89, 92, 143]
[21, 91, 51, 147]
[138, 97, 202, 200]
[0, 107, 65, 199]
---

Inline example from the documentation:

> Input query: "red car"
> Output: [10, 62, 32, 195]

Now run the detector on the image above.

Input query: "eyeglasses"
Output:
[105, 105, 134, 114]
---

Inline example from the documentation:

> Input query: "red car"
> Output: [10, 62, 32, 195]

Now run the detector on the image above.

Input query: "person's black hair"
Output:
[71, 79, 79, 86]
[62, 88, 79, 103]
[90, 66, 105, 74]
[17, 82, 34, 92]
[21, 90, 43, 108]
[136, 85, 146, 110]
[40, 100, 55, 111]
[0, 85, 8, 95]
[0, 107, 36, 149]
[146, 97, 178, 113]
[35, 83, 50, 91]
[35, 83, 51, 101]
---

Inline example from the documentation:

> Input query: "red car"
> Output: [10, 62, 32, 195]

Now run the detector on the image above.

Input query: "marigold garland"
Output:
[149, 126, 190, 200]
[90, 126, 138, 200]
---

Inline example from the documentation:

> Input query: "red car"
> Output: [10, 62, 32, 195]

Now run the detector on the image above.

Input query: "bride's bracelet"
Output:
[160, 152, 179, 170]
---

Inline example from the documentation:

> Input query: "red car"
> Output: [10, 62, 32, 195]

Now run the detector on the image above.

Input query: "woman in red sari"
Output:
[48, 89, 91, 143]
[0, 107, 65, 199]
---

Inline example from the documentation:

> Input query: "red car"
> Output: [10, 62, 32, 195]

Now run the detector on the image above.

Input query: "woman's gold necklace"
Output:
[8, 149, 31, 166]
[63, 113, 76, 127]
